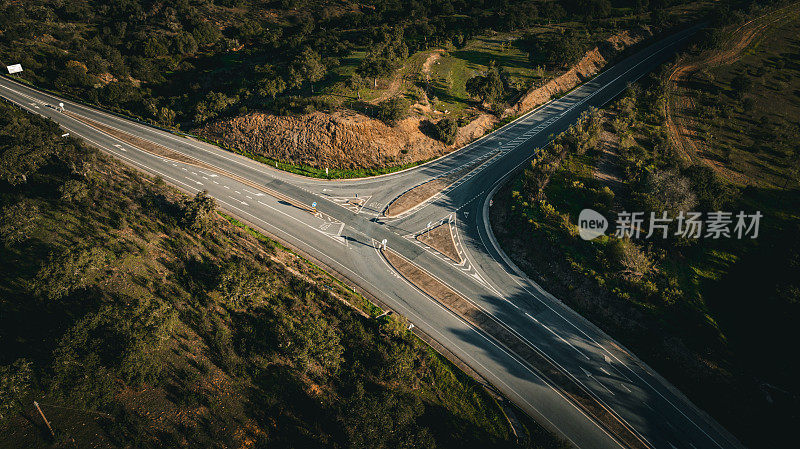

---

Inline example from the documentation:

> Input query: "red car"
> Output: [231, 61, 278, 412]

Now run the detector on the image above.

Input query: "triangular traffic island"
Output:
[384, 177, 451, 218]
[416, 223, 462, 264]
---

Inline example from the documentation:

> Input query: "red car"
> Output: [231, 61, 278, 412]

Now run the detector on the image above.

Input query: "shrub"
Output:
[421, 118, 459, 145]
[0, 359, 32, 422]
[180, 190, 217, 234]
[0, 201, 40, 246]
[375, 97, 408, 126]
[609, 238, 652, 278]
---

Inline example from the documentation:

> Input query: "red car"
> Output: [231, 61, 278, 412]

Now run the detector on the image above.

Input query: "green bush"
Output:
[375, 97, 408, 126]
[180, 190, 217, 234]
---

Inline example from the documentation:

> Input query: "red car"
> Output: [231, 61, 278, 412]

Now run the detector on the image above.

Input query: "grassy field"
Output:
[676, 9, 800, 188]
[426, 31, 550, 117]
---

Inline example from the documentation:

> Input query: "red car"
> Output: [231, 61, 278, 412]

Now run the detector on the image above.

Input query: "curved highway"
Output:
[0, 24, 744, 449]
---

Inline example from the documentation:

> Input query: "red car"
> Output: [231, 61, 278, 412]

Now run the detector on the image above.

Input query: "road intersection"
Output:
[0, 24, 744, 449]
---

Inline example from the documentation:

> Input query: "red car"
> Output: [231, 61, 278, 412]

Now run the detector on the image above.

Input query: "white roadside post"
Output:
[381, 239, 387, 251]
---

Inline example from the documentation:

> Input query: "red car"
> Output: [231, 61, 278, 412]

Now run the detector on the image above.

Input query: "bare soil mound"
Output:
[197, 110, 449, 170]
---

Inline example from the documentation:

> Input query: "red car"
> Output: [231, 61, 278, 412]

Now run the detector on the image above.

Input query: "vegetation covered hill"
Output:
[0, 0, 713, 175]
[491, 1, 800, 446]
[0, 100, 564, 449]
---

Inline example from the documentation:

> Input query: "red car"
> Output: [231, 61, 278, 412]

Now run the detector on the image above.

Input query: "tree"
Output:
[180, 190, 216, 234]
[357, 56, 394, 88]
[142, 36, 169, 58]
[0, 102, 66, 185]
[216, 258, 267, 309]
[192, 22, 222, 46]
[639, 169, 698, 217]
[465, 61, 506, 107]
[563, 0, 612, 21]
[290, 48, 326, 92]
[33, 247, 108, 300]
[349, 73, 364, 100]
[59, 179, 90, 203]
[256, 68, 287, 100]
[0, 359, 32, 422]
[0, 201, 40, 246]
[609, 238, 652, 278]
[375, 97, 407, 126]
[525, 32, 585, 69]
[157, 106, 176, 126]
[172, 32, 198, 55]
[684, 164, 736, 211]
[193, 91, 237, 124]
[426, 118, 458, 145]
[289, 316, 343, 372]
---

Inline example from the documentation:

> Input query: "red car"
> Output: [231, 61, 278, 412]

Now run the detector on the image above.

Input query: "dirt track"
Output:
[664, 3, 799, 182]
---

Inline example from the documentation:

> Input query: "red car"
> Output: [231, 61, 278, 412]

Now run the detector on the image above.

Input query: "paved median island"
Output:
[416, 223, 462, 264]
[382, 247, 650, 449]
[383, 152, 497, 218]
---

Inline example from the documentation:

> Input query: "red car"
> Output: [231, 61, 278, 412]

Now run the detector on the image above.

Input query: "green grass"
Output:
[427, 31, 554, 117]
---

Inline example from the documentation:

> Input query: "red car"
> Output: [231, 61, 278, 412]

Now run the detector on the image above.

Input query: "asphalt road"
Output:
[0, 24, 745, 449]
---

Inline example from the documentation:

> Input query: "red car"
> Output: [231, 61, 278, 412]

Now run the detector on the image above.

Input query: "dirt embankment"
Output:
[196, 27, 653, 172]
[504, 26, 653, 118]
[198, 110, 449, 170]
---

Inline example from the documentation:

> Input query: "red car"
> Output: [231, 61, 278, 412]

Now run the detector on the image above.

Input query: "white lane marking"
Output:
[255, 199, 345, 245]
[581, 367, 615, 396]
[526, 312, 590, 361]
[373, 244, 619, 449]
[228, 195, 248, 206]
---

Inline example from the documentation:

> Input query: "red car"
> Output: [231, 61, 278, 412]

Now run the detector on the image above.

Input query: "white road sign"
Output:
[6, 64, 22, 74]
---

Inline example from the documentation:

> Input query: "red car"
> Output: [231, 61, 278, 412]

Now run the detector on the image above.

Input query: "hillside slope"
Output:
[490, 4, 800, 446]
[196, 25, 655, 173]
[0, 101, 563, 449]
